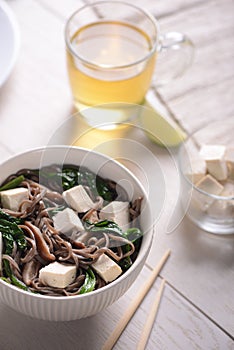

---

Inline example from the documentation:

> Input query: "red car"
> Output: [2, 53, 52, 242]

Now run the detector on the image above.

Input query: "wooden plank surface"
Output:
[0, 266, 232, 350]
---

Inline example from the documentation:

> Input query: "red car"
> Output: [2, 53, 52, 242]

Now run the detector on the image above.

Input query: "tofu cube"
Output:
[225, 147, 234, 180]
[199, 145, 228, 181]
[63, 185, 95, 213]
[207, 181, 234, 218]
[39, 261, 76, 288]
[193, 174, 224, 211]
[92, 254, 122, 283]
[0, 187, 29, 211]
[53, 208, 84, 235]
[185, 156, 207, 184]
[219, 181, 234, 198]
[99, 201, 129, 231]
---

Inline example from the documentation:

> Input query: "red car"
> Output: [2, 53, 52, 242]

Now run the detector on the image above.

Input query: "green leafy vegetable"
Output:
[83, 170, 116, 201]
[84, 220, 132, 271]
[0, 175, 25, 191]
[47, 205, 66, 217]
[9, 274, 29, 291]
[119, 228, 143, 272]
[0, 215, 31, 292]
[84, 222, 143, 272]
[84, 220, 123, 236]
[79, 268, 96, 294]
[0, 219, 27, 251]
[3, 260, 12, 277]
[118, 256, 132, 271]
[60, 169, 78, 191]
[0, 210, 22, 225]
[123, 227, 143, 255]
[39, 166, 118, 201]
[94, 175, 114, 202]
[1, 231, 14, 255]
[2, 260, 30, 291]
[0, 277, 10, 284]
[123, 228, 143, 243]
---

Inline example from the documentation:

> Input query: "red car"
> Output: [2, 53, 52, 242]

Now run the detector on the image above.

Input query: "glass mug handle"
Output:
[153, 31, 194, 87]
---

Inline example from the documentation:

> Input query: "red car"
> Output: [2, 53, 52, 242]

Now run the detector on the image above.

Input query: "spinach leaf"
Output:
[2, 260, 31, 292]
[0, 277, 10, 284]
[60, 169, 78, 191]
[84, 220, 123, 236]
[47, 205, 66, 217]
[0, 175, 25, 192]
[79, 268, 96, 294]
[39, 165, 117, 201]
[3, 260, 12, 277]
[10, 274, 30, 291]
[124, 227, 143, 255]
[0, 219, 26, 251]
[64, 166, 116, 201]
[1, 231, 14, 255]
[123, 228, 143, 243]
[118, 256, 132, 272]
[124, 227, 143, 268]
[0, 210, 22, 225]
[0, 217, 26, 291]
[118, 228, 143, 272]
[95, 176, 115, 202]
[84, 222, 143, 273]
[0, 218, 31, 292]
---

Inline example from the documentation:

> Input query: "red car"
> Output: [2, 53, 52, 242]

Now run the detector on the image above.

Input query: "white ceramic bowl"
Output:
[0, 146, 153, 321]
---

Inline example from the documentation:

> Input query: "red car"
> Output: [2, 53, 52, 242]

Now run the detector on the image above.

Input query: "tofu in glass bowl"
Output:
[178, 119, 234, 234]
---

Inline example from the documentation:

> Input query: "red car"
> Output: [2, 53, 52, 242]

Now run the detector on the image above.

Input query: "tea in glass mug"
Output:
[65, 1, 193, 129]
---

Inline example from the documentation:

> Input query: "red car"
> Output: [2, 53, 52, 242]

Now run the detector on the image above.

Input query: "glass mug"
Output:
[65, 1, 193, 129]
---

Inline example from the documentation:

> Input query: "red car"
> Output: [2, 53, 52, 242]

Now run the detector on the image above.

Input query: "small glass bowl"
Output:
[178, 119, 234, 235]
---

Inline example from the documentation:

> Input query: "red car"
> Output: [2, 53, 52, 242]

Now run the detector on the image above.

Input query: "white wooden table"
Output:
[0, 0, 234, 349]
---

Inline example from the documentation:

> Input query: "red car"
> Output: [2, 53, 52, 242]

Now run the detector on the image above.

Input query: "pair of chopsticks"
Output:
[102, 249, 171, 350]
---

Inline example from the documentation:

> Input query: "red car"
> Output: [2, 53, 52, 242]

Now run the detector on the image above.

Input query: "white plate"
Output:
[0, 0, 20, 86]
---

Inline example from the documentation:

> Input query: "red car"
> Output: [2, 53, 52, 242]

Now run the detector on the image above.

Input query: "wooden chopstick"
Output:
[102, 249, 171, 350]
[137, 279, 166, 350]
